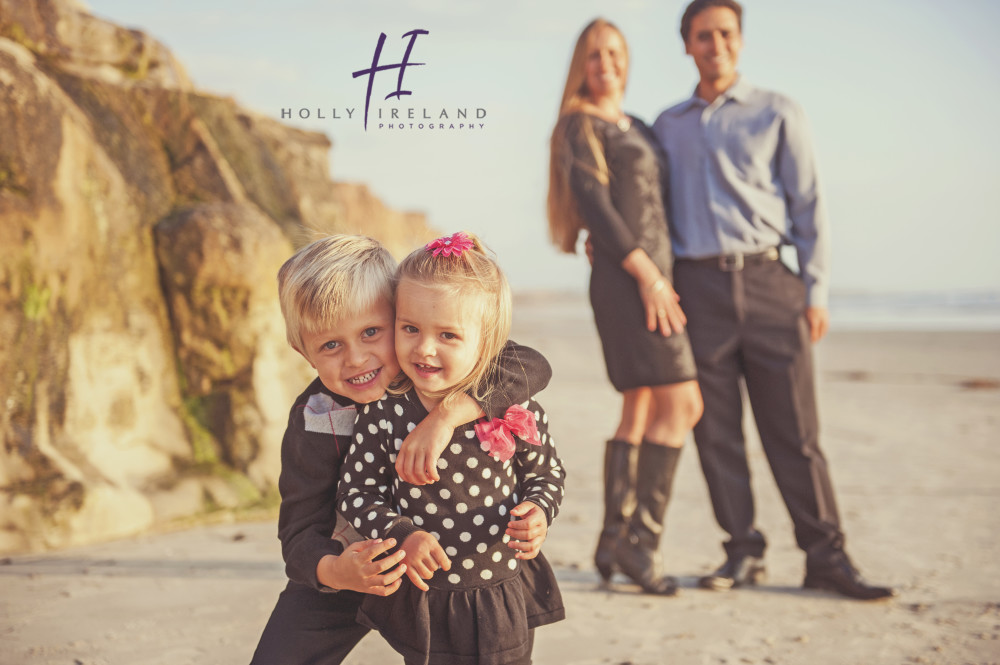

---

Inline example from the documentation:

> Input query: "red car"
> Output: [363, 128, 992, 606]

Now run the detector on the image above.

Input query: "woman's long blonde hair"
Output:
[391, 233, 512, 409]
[547, 18, 629, 254]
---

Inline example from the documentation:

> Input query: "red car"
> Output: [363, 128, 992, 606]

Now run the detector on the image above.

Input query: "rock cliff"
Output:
[0, 0, 435, 552]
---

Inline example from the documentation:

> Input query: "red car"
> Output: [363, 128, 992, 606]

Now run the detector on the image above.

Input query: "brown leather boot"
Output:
[594, 439, 637, 581]
[614, 441, 681, 595]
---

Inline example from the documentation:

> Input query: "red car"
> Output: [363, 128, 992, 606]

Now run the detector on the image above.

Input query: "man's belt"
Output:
[679, 247, 780, 272]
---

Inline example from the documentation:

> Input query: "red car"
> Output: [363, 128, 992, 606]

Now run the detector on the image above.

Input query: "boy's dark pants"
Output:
[250, 582, 368, 665]
[673, 258, 845, 568]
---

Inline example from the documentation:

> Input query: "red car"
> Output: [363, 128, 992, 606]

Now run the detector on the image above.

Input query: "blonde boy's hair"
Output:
[277, 235, 397, 353]
[392, 233, 512, 407]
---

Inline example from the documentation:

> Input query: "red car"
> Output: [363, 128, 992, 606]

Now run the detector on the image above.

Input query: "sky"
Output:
[83, 0, 1000, 296]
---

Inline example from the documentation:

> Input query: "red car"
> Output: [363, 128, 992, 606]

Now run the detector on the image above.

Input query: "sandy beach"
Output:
[2, 294, 999, 665]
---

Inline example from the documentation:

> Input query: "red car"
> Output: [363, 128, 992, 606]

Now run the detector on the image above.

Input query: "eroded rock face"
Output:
[154, 202, 303, 487]
[0, 36, 187, 551]
[0, 0, 193, 89]
[0, 0, 435, 553]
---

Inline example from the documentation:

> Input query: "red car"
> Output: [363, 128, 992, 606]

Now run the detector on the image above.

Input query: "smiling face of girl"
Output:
[393, 278, 484, 409]
[583, 24, 628, 104]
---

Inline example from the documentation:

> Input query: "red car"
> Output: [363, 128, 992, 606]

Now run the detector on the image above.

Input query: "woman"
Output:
[547, 18, 703, 595]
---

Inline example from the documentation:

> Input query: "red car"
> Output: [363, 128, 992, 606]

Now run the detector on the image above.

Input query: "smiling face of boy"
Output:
[685, 5, 743, 93]
[296, 298, 400, 405]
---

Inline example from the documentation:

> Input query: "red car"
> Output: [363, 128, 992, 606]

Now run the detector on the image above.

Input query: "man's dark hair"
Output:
[680, 0, 743, 43]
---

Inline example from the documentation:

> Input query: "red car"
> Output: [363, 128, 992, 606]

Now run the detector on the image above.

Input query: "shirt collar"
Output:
[668, 76, 751, 115]
[725, 77, 753, 103]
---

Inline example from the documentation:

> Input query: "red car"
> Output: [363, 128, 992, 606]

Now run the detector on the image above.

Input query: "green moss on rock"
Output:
[22, 283, 51, 322]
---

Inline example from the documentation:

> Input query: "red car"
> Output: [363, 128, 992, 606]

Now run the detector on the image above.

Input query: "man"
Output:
[652, 0, 895, 600]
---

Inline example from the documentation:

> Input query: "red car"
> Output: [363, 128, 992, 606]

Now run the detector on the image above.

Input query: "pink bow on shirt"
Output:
[474, 404, 541, 462]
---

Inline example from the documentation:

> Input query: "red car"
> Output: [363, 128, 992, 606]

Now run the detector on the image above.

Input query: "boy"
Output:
[652, 0, 894, 600]
[250, 235, 552, 664]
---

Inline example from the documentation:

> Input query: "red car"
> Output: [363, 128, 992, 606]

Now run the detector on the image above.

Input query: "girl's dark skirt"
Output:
[589, 257, 697, 392]
[357, 553, 563, 665]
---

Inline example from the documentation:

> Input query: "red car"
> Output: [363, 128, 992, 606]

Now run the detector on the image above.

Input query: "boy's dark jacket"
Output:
[276, 341, 552, 590]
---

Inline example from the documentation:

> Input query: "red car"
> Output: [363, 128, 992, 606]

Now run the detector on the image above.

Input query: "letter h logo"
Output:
[353, 29, 429, 131]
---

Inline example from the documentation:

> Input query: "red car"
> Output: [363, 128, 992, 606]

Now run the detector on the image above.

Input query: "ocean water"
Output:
[829, 291, 1000, 331]
[514, 290, 1000, 332]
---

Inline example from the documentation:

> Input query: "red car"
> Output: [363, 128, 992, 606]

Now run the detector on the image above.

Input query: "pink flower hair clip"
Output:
[425, 231, 474, 257]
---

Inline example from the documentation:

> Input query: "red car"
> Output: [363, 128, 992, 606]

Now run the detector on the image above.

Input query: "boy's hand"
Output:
[806, 306, 830, 343]
[396, 411, 453, 485]
[506, 501, 547, 560]
[317, 538, 407, 596]
[400, 531, 451, 591]
[398, 392, 486, 485]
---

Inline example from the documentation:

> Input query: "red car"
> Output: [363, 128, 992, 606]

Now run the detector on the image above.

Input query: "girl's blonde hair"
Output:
[547, 18, 629, 254]
[277, 235, 397, 353]
[391, 233, 512, 408]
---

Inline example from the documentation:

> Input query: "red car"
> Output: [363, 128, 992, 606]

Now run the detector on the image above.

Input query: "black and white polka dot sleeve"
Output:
[515, 401, 565, 525]
[336, 398, 422, 545]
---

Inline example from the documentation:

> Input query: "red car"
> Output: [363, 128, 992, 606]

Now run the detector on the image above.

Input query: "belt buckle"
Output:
[718, 254, 744, 271]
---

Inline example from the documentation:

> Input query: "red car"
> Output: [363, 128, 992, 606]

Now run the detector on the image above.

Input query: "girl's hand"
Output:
[505, 502, 547, 560]
[640, 278, 686, 337]
[400, 531, 452, 591]
[318, 538, 407, 596]
[621, 248, 686, 337]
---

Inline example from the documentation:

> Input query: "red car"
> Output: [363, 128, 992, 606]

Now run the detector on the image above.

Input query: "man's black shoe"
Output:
[697, 555, 766, 591]
[803, 560, 897, 601]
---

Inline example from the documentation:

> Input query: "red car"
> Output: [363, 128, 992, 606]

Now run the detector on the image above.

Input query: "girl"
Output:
[251, 234, 555, 665]
[337, 232, 565, 665]
[547, 19, 703, 594]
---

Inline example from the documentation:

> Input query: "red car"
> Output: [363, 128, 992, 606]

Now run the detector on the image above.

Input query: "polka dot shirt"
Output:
[337, 391, 565, 589]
